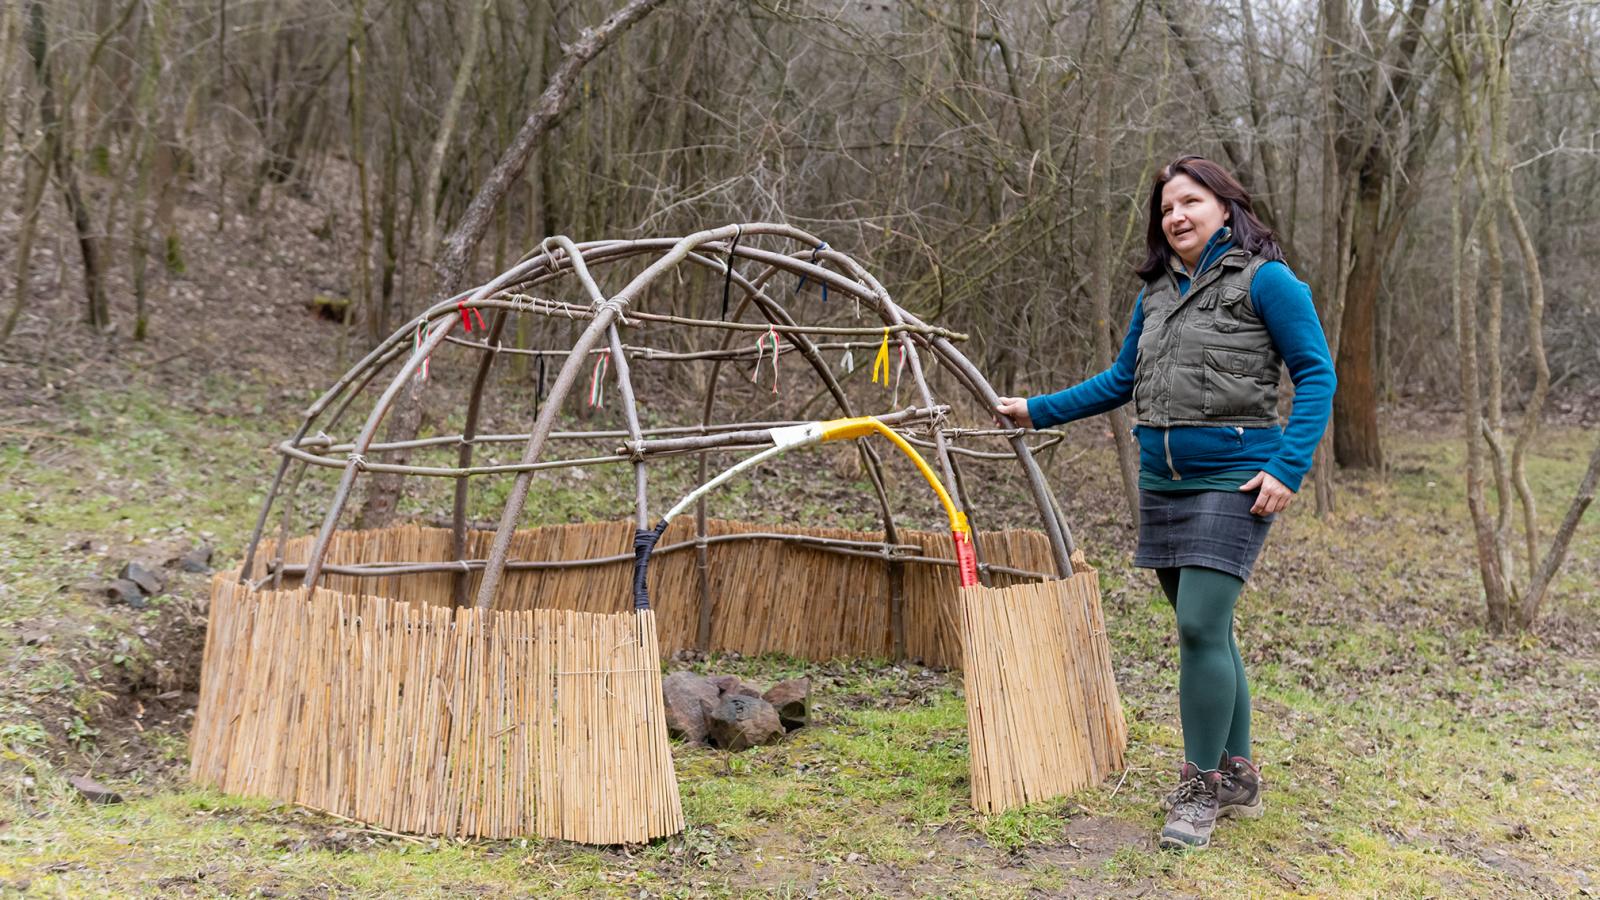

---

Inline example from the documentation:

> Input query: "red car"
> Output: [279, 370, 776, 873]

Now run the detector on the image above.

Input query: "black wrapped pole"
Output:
[632, 519, 670, 611]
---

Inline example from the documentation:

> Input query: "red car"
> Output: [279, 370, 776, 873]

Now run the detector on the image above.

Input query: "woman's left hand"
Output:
[994, 397, 1033, 428]
[1240, 471, 1293, 516]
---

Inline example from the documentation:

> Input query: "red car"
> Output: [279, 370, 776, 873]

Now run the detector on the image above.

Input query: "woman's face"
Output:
[1160, 173, 1230, 269]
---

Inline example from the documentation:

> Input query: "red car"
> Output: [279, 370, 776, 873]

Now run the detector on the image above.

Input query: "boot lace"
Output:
[1169, 774, 1216, 825]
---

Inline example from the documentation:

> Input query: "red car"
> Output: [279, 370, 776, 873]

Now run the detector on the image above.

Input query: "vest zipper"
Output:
[1165, 430, 1181, 480]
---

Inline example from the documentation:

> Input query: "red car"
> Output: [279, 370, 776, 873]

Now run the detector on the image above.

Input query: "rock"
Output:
[21, 631, 51, 647]
[176, 546, 213, 573]
[68, 775, 123, 805]
[661, 671, 719, 745]
[763, 677, 811, 731]
[117, 562, 164, 596]
[105, 580, 148, 609]
[708, 695, 784, 751]
[708, 675, 763, 699]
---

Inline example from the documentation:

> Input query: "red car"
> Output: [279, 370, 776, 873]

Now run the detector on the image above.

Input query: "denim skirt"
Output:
[1134, 489, 1275, 581]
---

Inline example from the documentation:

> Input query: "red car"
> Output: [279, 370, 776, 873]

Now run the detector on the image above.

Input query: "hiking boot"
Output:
[1218, 755, 1263, 819]
[1161, 753, 1265, 817]
[1158, 763, 1220, 851]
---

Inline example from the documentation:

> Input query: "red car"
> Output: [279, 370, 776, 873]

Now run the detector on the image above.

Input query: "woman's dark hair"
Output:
[1135, 155, 1283, 281]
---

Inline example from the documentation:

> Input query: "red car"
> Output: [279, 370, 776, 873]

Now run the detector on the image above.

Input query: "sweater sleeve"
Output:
[1252, 261, 1336, 491]
[1026, 291, 1143, 429]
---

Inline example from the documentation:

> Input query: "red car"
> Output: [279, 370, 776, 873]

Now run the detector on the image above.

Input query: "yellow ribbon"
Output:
[871, 328, 891, 387]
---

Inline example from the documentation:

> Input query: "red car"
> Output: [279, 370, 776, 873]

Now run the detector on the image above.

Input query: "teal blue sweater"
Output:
[1026, 239, 1335, 492]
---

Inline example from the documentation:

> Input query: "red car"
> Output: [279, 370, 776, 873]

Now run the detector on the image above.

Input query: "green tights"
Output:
[1156, 566, 1251, 769]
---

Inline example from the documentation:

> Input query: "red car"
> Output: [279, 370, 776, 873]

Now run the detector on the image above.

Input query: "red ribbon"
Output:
[458, 301, 487, 333]
[953, 531, 979, 588]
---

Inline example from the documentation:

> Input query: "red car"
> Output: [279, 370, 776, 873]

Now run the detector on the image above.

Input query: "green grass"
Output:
[1, 375, 1597, 896]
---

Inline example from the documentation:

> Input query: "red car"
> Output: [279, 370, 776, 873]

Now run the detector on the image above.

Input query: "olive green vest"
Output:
[1132, 249, 1279, 428]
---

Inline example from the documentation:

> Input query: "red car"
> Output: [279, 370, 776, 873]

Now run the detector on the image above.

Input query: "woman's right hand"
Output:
[995, 396, 1033, 428]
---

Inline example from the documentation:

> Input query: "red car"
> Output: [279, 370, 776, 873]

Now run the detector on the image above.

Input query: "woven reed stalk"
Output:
[200, 521, 1109, 834]
[249, 521, 1058, 667]
[191, 577, 682, 842]
[956, 568, 1128, 814]
[532, 606, 683, 843]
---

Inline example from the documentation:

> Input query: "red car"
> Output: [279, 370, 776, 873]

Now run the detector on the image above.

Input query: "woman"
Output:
[996, 156, 1335, 851]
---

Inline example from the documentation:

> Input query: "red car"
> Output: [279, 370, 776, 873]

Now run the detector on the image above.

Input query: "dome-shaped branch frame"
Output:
[239, 223, 1078, 651]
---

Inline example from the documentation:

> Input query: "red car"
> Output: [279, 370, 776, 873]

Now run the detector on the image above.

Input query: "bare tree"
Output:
[1447, 0, 1600, 632]
[23, 0, 131, 331]
[1324, 0, 1442, 470]
[128, 0, 170, 342]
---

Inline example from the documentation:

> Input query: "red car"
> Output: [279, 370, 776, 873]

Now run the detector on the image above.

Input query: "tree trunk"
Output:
[1093, 0, 1139, 527]
[1322, 0, 1437, 471]
[375, 118, 400, 344]
[129, 0, 168, 342]
[1447, 0, 1510, 631]
[27, 0, 113, 331]
[1443, 0, 1594, 632]
[2, 137, 51, 345]
[419, 0, 489, 262]
[0, 2, 20, 186]
[1332, 180, 1384, 469]
[433, 0, 670, 294]
[1311, 0, 1345, 515]
[1457, 225, 1511, 632]
[1522, 431, 1600, 628]
[347, 0, 374, 352]
[514, 0, 558, 382]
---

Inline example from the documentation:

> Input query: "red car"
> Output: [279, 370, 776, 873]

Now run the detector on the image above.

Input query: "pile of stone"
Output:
[105, 562, 165, 608]
[103, 545, 212, 609]
[661, 672, 810, 751]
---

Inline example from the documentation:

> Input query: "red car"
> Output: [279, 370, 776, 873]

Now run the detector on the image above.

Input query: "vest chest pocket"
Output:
[1202, 346, 1268, 417]
[1213, 285, 1250, 333]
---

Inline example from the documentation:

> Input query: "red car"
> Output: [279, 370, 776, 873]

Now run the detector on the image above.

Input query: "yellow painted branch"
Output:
[818, 416, 968, 538]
